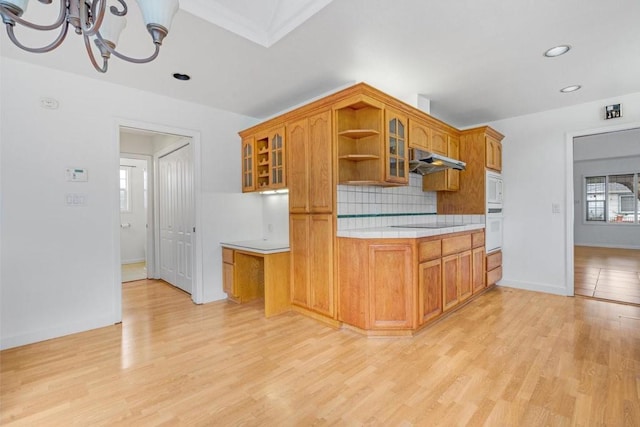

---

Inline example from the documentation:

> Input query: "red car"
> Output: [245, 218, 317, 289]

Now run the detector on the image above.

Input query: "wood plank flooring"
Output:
[575, 245, 640, 305]
[2, 280, 640, 426]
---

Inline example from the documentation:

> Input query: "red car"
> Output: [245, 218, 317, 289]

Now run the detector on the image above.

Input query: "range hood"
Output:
[409, 149, 466, 175]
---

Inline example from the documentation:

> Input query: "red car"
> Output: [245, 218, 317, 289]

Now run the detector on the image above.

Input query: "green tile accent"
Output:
[337, 212, 436, 219]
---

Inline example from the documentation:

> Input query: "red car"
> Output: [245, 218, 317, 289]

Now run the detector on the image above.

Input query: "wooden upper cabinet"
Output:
[241, 137, 255, 192]
[308, 110, 333, 212]
[431, 128, 448, 156]
[385, 108, 409, 185]
[422, 133, 461, 192]
[486, 136, 502, 172]
[244, 126, 286, 192]
[287, 110, 333, 213]
[408, 119, 430, 151]
[287, 118, 309, 212]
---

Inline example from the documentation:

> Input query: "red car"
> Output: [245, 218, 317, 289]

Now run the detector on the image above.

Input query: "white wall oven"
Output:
[486, 172, 503, 252]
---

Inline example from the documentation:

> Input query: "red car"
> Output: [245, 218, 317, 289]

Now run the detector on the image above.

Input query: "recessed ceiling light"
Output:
[560, 85, 581, 93]
[173, 73, 191, 81]
[544, 45, 571, 57]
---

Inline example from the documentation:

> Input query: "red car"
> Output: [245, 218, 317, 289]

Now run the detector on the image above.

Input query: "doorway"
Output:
[115, 120, 203, 320]
[120, 156, 150, 282]
[571, 127, 640, 305]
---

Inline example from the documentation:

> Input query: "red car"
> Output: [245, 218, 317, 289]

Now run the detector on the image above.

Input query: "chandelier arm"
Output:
[0, 0, 67, 31]
[95, 32, 160, 64]
[110, 0, 128, 17]
[83, 33, 108, 73]
[82, 0, 107, 37]
[5, 18, 69, 53]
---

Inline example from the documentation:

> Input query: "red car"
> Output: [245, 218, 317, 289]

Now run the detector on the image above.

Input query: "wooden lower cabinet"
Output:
[338, 230, 488, 335]
[442, 250, 472, 312]
[222, 248, 236, 300]
[472, 247, 486, 293]
[369, 244, 414, 329]
[418, 259, 442, 324]
[290, 214, 335, 318]
[486, 250, 503, 286]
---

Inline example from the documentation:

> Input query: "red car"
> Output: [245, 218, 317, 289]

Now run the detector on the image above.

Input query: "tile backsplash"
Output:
[337, 174, 484, 230]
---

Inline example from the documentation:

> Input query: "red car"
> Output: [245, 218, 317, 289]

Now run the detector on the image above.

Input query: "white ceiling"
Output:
[2, 0, 640, 127]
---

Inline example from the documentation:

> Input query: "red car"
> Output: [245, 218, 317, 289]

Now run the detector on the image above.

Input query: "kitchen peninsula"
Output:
[231, 82, 503, 336]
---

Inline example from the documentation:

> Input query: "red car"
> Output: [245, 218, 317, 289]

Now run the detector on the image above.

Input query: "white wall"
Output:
[262, 194, 290, 242]
[486, 91, 640, 296]
[119, 158, 148, 264]
[0, 57, 263, 349]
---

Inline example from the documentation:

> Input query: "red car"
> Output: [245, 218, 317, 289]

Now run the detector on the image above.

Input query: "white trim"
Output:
[497, 281, 568, 297]
[575, 242, 640, 250]
[565, 120, 640, 299]
[496, 280, 571, 296]
[0, 315, 114, 350]
[121, 258, 146, 264]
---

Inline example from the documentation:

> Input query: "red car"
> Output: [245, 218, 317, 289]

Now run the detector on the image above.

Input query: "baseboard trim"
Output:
[121, 258, 146, 265]
[0, 315, 116, 350]
[497, 279, 570, 297]
[574, 243, 640, 250]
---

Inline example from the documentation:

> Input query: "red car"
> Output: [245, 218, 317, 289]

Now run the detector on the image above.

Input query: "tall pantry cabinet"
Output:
[286, 110, 336, 321]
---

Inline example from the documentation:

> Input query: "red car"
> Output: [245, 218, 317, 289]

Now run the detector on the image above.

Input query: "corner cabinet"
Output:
[335, 96, 408, 186]
[241, 126, 286, 192]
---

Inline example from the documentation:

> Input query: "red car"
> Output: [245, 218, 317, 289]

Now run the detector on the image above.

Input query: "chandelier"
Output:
[0, 0, 179, 73]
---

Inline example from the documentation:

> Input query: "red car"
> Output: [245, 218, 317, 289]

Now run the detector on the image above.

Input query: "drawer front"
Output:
[472, 232, 485, 248]
[418, 240, 441, 262]
[442, 234, 472, 256]
[222, 248, 234, 264]
[487, 266, 503, 285]
[486, 250, 502, 271]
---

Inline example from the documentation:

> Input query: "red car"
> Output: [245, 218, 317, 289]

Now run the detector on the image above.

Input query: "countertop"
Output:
[220, 240, 290, 254]
[337, 223, 485, 239]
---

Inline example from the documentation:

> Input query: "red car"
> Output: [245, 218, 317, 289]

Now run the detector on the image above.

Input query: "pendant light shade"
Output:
[100, 11, 127, 47]
[0, 0, 29, 14]
[135, 0, 179, 31]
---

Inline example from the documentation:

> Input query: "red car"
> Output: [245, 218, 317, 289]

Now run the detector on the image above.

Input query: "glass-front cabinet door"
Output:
[241, 137, 255, 192]
[385, 109, 408, 184]
[270, 130, 285, 188]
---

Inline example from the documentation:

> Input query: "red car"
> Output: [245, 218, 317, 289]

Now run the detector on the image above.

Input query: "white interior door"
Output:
[158, 143, 193, 294]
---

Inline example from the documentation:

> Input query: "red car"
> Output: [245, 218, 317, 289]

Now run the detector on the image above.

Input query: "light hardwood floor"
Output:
[2, 280, 639, 426]
[575, 245, 640, 305]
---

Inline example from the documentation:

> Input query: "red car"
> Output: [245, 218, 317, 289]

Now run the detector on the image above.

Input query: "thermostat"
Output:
[66, 167, 88, 182]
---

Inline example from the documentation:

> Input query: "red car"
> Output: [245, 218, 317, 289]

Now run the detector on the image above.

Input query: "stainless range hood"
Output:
[409, 149, 466, 175]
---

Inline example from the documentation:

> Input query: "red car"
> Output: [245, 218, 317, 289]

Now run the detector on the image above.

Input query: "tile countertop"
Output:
[337, 223, 485, 239]
[220, 240, 290, 254]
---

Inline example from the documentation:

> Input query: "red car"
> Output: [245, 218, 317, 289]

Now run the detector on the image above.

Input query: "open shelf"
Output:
[338, 129, 380, 139]
[339, 154, 380, 161]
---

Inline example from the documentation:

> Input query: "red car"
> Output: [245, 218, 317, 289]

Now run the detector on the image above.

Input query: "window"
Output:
[585, 173, 639, 224]
[120, 167, 131, 212]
